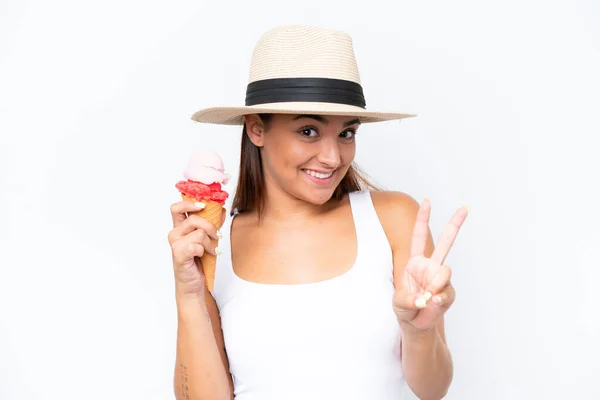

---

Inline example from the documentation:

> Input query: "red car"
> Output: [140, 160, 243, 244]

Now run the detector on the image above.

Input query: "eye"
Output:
[340, 129, 357, 140]
[299, 127, 318, 137]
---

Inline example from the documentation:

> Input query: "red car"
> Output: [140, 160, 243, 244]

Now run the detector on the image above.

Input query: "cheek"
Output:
[287, 145, 312, 166]
[263, 137, 308, 175]
[269, 139, 310, 168]
[340, 143, 356, 165]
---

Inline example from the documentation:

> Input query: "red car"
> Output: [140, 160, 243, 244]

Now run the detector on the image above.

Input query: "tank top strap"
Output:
[348, 190, 394, 278]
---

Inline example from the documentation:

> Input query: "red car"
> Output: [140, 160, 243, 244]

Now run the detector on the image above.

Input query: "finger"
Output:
[170, 200, 206, 227]
[426, 264, 452, 294]
[194, 229, 218, 256]
[173, 241, 205, 265]
[431, 206, 468, 264]
[173, 231, 218, 265]
[169, 214, 219, 243]
[182, 229, 217, 256]
[394, 287, 430, 311]
[410, 198, 431, 258]
[430, 284, 456, 308]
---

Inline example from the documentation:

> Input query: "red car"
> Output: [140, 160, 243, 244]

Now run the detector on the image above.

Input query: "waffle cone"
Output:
[181, 194, 225, 291]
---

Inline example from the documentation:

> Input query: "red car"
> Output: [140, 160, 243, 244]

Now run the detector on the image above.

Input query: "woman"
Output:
[168, 25, 468, 400]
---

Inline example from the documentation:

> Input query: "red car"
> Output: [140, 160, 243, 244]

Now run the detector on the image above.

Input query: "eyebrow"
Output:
[292, 114, 361, 127]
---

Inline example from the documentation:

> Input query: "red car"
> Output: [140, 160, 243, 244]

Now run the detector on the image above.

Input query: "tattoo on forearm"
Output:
[180, 363, 190, 400]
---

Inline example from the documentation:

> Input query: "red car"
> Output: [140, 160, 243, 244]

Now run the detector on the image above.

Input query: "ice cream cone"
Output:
[181, 194, 225, 291]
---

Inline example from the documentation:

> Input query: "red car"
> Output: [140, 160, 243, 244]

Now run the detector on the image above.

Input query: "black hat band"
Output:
[245, 77, 366, 108]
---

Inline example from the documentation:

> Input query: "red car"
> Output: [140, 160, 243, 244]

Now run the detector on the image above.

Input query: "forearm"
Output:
[401, 327, 453, 400]
[174, 296, 232, 400]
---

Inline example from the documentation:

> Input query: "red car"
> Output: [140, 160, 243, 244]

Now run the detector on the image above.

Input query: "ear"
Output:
[244, 114, 266, 147]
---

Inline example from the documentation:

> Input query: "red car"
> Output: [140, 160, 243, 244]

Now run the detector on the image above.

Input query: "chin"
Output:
[298, 182, 341, 205]
[304, 191, 336, 205]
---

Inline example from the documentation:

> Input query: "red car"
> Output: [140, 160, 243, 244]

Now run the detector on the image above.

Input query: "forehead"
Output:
[274, 114, 361, 125]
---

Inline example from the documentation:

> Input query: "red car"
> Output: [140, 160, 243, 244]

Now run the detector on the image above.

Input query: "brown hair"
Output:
[230, 114, 381, 217]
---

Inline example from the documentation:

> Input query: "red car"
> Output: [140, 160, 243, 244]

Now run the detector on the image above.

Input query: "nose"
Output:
[316, 137, 341, 169]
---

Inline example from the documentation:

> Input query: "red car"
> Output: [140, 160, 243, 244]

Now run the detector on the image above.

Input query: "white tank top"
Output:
[212, 190, 405, 399]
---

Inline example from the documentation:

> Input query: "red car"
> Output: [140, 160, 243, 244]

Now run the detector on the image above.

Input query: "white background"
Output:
[1, 0, 599, 399]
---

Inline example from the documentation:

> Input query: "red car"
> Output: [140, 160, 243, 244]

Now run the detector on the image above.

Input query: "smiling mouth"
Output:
[302, 169, 335, 179]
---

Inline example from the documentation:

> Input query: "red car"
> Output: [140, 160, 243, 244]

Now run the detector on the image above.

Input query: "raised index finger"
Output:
[431, 206, 469, 264]
[410, 198, 431, 258]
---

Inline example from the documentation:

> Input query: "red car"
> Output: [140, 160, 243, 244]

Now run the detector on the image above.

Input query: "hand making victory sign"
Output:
[393, 199, 469, 333]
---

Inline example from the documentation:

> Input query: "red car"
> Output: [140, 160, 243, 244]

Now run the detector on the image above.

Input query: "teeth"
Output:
[305, 169, 333, 179]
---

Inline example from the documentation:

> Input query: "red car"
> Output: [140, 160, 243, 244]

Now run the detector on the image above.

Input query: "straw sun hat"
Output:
[191, 25, 416, 125]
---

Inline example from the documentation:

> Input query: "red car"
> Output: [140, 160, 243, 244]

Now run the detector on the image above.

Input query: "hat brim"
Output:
[191, 102, 416, 125]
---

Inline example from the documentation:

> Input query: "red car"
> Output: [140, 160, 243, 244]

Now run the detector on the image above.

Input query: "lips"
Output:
[303, 169, 334, 179]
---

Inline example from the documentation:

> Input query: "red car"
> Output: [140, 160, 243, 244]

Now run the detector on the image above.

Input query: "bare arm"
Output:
[398, 214, 453, 400]
[174, 291, 234, 400]
[400, 320, 452, 400]
[372, 191, 453, 400]
[168, 201, 234, 400]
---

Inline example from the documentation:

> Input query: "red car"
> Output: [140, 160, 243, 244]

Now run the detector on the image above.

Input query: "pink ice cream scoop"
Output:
[183, 150, 231, 185]
[175, 150, 230, 205]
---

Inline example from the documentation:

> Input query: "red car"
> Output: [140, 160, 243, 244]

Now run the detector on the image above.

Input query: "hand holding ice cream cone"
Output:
[169, 150, 230, 295]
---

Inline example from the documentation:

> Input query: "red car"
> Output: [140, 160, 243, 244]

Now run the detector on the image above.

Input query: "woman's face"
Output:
[246, 113, 360, 205]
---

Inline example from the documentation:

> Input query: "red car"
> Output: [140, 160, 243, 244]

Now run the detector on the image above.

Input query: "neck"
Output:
[259, 179, 337, 225]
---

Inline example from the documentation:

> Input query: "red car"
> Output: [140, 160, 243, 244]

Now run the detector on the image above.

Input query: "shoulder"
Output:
[369, 190, 420, 217]
[369, 190, 421, 228]
[368, 190, 422, 251]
